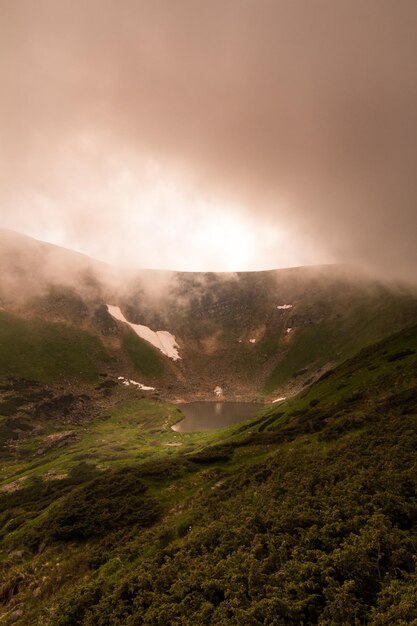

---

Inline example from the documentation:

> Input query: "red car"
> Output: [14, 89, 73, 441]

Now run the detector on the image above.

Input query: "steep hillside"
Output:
[0, 323, 416, 624]
[1, 230, 417, 401]
[141, 267, 417, 399]
[1, 232, 416, 624]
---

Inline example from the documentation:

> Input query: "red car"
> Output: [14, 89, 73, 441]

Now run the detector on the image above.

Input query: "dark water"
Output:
[172, 401, 263, 432]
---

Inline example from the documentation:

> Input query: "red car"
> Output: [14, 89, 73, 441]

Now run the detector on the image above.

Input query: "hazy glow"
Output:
[2, 1, 416, 278]
[3, 159, 324, 271]
[191, 211, 256, 271]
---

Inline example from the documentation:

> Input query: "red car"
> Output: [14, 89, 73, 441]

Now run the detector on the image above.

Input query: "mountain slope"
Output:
[1, 230, 417, 401]
[0, 311, 113, 384]
[0, 323, 416, 624]
[1, 231, 417, 625]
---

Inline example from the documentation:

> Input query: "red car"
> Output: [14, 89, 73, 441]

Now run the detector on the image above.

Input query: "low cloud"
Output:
[1, 1, 416, 281]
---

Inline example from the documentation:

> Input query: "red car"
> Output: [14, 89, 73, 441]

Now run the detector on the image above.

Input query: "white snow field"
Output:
[107, 305, 181, 361]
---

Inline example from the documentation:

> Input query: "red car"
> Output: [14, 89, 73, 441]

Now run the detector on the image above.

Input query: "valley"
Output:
[1, 231, 417, 624]
[2, 2, 416, 622]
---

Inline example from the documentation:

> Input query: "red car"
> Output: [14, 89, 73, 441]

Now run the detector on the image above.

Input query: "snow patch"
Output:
[214, 386, 223, 397]
[107, 304, 181, 360]
[272, 397, 286, 403]
[118, 376, 155, 391]
[277, 304, 293, 310]
[129, 379, 155, 391]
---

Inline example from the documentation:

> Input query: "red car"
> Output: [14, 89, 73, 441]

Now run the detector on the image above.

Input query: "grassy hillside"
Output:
[2, 233, 417, 621]
[0, 324, 416, 624]
[0, 310, 169, 388]
[121, 327, 166, 378]
[0, 312, 113, 384]
[263, 288, 417, 391]
[122, 266, 417, 398]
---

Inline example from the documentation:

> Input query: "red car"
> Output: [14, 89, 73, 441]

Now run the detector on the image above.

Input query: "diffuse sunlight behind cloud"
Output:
[1, 0, 416, 280]
[9, 157, 318, 271]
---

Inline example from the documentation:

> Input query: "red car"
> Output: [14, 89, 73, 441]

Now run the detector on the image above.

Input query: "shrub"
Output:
[42, 467, 161, 542]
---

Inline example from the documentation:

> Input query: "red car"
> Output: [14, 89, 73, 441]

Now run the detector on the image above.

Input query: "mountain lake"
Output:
[172, 401, 264, 432]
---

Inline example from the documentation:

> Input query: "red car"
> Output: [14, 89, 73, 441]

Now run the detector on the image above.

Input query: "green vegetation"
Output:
[2, 250, 417, 624]
[31, 287, 90, 325]
[264, 287, 417, 393]
[0, 323, 416, 624]
[40, 467, 161, 543]
[121, 327, 165, 378]
[0, 396, 191, 483]
[123, 266, 417, 397]
[0, 312, 112, 383]
[56, 413, 417, 626]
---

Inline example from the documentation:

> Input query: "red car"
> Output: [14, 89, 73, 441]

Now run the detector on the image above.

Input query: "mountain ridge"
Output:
[1, 229, 417, 402]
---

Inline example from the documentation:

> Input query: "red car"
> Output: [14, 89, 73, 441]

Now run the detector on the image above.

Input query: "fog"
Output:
[1, 1, 416, 281]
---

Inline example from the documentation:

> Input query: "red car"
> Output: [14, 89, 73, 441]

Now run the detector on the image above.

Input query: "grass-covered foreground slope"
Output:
[0, 324, 417, 624]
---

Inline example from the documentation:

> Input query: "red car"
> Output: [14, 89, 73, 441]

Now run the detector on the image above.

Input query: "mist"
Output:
[1, 1, 417, 281]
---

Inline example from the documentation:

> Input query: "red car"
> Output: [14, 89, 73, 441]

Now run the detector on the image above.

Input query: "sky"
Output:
[1, 1, 417, 278]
